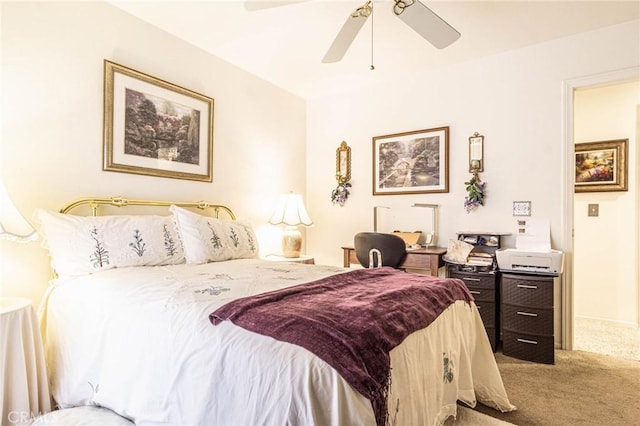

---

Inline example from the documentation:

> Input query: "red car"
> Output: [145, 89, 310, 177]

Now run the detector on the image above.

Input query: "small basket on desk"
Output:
[391, 231, 422, 246]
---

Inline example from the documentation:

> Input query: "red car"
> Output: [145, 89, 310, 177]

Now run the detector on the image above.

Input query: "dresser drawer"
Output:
[402, 254, 434, 270]
[502, 274, 553, 308]
[465, 284, 495, 302]
[502, 330, 554, 364]
[474, 301, 496, 326]
[448, 271, 495, 290]
[503, 304, 553, 335]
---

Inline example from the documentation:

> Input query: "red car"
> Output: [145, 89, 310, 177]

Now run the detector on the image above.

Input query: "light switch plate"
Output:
[588, 204, 599, 217]
[513, 201, 531, 216]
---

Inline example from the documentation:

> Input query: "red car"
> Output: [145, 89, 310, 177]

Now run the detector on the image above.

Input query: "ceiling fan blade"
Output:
[322, 12, 369, 63]
[395, 0, 460, 49]
[244, 1, 307, 12]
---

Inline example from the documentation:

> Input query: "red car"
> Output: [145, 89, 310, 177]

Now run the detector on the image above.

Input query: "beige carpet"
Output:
[574, 317, 640, 360]
[472, 349, 640, 425]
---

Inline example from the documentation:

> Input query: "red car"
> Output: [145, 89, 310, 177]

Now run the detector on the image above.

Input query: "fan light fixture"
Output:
[245, 0, 460, 66]
[322, 0, 460, 65]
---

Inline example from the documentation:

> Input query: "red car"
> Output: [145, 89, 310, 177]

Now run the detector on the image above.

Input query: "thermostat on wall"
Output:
[513, 201, 531, 216]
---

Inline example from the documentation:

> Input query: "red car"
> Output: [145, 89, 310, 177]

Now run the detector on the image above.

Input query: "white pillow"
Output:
[445, 238, 474, 263]
[34, 209, 185, 277]
[170, 205, 258, 264]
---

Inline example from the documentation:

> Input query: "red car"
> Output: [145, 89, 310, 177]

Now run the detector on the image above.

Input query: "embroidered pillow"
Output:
[34, 209, 185, 277]
[170, 205, 258, 264]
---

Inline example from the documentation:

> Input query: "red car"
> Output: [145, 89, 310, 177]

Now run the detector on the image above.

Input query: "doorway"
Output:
[562, 68, 640, 360]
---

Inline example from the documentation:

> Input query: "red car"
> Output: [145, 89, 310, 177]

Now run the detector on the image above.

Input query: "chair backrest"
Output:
[354, 232, 407, 269]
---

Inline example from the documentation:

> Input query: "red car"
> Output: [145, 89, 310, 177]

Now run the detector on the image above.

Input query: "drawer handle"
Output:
[517, 338, 538, 345]
[516, 311, 538, 317]
[463, 277, 481, 282]
[517, 284, 538, 289]
[469, 290, 481, 295]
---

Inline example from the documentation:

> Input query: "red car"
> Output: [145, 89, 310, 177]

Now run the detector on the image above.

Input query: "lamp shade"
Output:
[268, 193, 313, 227]
[0, 179, 37, 242]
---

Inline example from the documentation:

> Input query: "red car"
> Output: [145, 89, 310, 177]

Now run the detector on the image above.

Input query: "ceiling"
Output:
[109, 0, 640, 100]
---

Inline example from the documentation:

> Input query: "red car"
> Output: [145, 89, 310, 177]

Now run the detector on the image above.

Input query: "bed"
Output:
[36, 197, 515, 426]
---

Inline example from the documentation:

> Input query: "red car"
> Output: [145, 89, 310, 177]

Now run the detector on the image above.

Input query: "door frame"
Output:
[561, 66, 640, 350]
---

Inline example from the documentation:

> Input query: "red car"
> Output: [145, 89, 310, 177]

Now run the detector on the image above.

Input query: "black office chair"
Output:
[354, 232, 407, 269]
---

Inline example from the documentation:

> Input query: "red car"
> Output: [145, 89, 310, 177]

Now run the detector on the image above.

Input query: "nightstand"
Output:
[1, 298, 51, 424]
[262, 254, 315, 264]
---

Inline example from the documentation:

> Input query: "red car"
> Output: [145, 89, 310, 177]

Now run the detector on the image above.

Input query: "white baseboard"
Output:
[575, 315, 639, 329]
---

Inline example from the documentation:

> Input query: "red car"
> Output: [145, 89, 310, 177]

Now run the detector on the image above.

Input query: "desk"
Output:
[341, 246, 447, 276]
[1, 298, 51, 424]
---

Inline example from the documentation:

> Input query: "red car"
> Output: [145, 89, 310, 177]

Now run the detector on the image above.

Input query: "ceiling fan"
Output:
[245, 0, 461, 64]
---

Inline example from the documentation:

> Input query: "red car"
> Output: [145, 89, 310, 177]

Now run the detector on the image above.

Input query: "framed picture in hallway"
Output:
[373, 126, 449, 195]
[103, 60, 214, 182]
[574, 139, 628, 192]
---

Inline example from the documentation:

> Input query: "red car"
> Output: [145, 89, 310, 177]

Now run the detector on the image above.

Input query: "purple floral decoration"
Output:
[331, 182, 351, 207]
[464, 174, 486, 213]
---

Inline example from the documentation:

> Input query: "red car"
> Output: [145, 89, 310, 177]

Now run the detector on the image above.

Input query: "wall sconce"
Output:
[268, 193, 313, 258]
[336, 141, 351, 184]
[469, 132, 484, 172]
[464, 132, 486, 213]
[331, 141, 352, 206]
[0, 179, 37, 243]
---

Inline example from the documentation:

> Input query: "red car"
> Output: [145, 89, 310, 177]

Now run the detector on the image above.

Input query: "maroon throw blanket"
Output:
[210, 267, 472, 426]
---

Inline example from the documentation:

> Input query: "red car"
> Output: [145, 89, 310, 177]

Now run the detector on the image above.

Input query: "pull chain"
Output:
[370, 0, 375, 70]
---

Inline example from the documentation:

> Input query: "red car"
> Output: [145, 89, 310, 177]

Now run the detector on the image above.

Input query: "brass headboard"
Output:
[59, 196, 236, 220]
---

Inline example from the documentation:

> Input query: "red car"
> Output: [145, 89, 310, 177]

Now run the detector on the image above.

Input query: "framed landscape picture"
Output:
[575, 139, 628, 193]
[373, 126, 449, 195]
[103, 60, 214, 182]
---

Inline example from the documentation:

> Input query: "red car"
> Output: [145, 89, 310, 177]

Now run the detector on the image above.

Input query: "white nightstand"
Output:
[262, 254, 315, 265]
[1, 297, 51, 424]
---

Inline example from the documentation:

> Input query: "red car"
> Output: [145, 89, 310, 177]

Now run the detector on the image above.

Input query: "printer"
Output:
[496, 248, 564, 276]
[496, 217, 564, 276]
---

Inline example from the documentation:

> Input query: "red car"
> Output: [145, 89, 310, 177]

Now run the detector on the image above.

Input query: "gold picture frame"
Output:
[373, 126, 449, 195]
[103, 60, 214, 182]
[575, 139, 628, 192]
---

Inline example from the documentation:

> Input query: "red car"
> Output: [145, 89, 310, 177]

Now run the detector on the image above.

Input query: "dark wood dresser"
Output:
[501, 273, 555, 364]
[448, 269, 498, 351]
[445, 232, 509, 352]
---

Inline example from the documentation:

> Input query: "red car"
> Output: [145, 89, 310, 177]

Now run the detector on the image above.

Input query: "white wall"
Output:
[305, 20, 639, 343]
[0, 1, 307, 306]
[574, 81, 639, 325]
[306, 20, 640, 267]
[2, 2, 639, 327]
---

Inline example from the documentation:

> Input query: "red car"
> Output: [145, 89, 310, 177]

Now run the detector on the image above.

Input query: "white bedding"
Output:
[41, 259, 514, 425]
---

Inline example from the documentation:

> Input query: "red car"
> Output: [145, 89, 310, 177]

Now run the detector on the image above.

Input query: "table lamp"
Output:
[0, 180, 50, 417]
[268, 193, 313, 258]
[0, 179, 37, 242]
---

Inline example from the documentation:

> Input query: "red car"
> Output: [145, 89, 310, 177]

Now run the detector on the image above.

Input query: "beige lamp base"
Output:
[282, 226, 302, 258]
